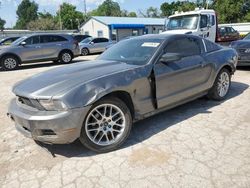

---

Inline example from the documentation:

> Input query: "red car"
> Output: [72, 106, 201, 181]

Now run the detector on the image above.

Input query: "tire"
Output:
[80, 97, 132, 153]
[59, 51, 73, 63]
[1, 55, 19, 71]
[81, 48, 89, 56]
[207, 68, 231, 101]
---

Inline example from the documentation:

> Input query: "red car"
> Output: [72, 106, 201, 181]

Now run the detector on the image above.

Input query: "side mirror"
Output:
[160, 53, 182, 63]
[90, 41, 94, 45]
[20, 41, 26, 46]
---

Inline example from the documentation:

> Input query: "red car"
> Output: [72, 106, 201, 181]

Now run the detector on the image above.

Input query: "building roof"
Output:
[92, 16, 165, 26]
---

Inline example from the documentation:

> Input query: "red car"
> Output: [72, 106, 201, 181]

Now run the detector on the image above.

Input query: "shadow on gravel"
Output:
[36, 81, 249, 158]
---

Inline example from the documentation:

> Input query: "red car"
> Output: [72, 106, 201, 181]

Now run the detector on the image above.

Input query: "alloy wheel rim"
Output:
[217, 72, 230, 97]
[4, 58, 17, 69]
[85, 104, 126, 146]
[62, 53, 71, 62]
[82, 49, 88, 55]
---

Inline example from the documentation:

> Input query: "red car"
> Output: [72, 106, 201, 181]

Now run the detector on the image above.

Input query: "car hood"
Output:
[231, 40, 250, 48]
[13, 60, 138, 99]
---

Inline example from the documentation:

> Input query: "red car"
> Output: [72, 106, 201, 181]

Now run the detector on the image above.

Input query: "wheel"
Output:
[207, 68, 231, 101]
[80, 97, 132, 153]
[59, 51, 73, 63]
[81, 48, 89, 56]
[1, 55, 19, 71]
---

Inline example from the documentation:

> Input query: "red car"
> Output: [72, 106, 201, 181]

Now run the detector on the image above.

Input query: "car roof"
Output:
[24, 33, 72, 37]
[128, 34, 202, 41]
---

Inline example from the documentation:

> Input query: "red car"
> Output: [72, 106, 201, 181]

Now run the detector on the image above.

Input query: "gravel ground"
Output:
[0, 56, 249, 188]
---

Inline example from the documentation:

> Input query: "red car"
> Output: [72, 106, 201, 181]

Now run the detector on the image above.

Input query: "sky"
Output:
[0, 0, 172, 28]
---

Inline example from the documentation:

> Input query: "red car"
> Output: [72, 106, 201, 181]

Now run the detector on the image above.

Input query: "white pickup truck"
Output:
[162, 8, 217, 42]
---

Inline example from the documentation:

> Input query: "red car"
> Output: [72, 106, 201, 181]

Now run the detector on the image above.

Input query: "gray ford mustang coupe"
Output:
[8, 34, 238, 153]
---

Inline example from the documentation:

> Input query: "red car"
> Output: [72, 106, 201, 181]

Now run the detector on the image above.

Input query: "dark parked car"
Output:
[8, 34, 237, 153]
[0, 34, 80, 70]
[230, 32, 250, 66]
[0, 36, 20, 46]
[217, 26, 240, 43]
[72, 34, 91, 43]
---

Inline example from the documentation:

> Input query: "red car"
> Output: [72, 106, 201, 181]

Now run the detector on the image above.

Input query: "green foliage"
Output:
[146, 7, 160, 18]
[56, 3, 84, 29]
[38, 12, 53, 19]
[160, 1, 196, 17]
[214, 0, 250, 23]
[27, 18, 59, 30]
[14, 0, 38, 29]
[90, 0, 122, 16]
[0, 17, 6, 30]
[128, 12, 137, 17]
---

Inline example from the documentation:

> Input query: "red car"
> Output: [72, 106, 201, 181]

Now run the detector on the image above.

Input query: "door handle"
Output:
[35, 46, 41, 48]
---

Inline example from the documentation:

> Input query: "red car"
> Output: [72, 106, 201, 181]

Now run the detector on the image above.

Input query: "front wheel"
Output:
[81, 48, 89, 56]
[80, 97, 132, 153]
[207, 68, 231, 101]
[1, 56, 19, 71]
[59, 51, 73, 63]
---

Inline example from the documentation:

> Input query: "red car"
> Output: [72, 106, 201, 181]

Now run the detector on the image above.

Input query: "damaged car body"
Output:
[8, 34, 238, 153]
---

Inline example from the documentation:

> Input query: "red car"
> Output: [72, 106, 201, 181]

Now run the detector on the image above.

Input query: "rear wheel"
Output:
[59, 51, 73, 63]
[80, 97, 132, 153]
[207, 68, 231, 101]
[81, 48, 89, 56]
[1, 55, 19, 71]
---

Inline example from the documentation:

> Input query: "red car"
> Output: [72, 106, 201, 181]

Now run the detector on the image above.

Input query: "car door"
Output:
[90, 38, 103, 53]
[18, 36, 43, 62]
[154, 36, 212, 109]
[40, 35, 68, 59]
[99, 38, 110, 52]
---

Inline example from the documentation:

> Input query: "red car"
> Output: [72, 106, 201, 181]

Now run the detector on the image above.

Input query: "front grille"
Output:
[17, 96, 44, 110]
[17, 96, 36, 108]
[238, 48, 250, 55]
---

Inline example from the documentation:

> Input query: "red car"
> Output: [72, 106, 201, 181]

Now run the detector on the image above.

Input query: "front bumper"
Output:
[8, 98, 90, 144]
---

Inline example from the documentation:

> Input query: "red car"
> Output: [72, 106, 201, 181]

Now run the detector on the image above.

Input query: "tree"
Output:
[146, 7, 160, 18]
[90, 0, 122, 16]
[27, 18, 59, 30]
[56, 3, 84, 30]
[14, 0, 38, 29]
[214, 0, 250, 23]
[128, 12, 137, 17]
[160, 1, 196, 17]
[38, 11, 53, 19]
[0, 17, 6, 30]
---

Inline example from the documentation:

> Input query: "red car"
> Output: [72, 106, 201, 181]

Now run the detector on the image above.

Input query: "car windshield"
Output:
[98, 38, 164, 65]
[244, 33, 250, 40]
[167, 14, 199, 30]
[11, 36, 27, 46]
[80, 37, 93, 43]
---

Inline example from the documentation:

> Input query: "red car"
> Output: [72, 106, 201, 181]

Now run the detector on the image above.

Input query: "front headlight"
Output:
[39, 100, 68, 111]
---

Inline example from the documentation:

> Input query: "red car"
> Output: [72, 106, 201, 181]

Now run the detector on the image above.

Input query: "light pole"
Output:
[58, 5, 62, 30]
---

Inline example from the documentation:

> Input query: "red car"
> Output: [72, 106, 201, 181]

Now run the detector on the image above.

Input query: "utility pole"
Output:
[59, 4, 62, 30]
[84, 0, 87, 15]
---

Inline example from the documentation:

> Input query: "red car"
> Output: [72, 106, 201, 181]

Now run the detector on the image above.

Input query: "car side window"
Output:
[25, 36, 40, 45]
[40, 35, 68, 44]
[200, 15, 208, 28]
[92, 38, 101, 43]
[52, 36, 68, 42]
[100, 38, 109, 42]
[165, 37, 201, 56]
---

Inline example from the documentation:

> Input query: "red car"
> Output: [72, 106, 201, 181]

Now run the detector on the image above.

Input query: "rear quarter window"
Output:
[204, 39, 221, 53]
